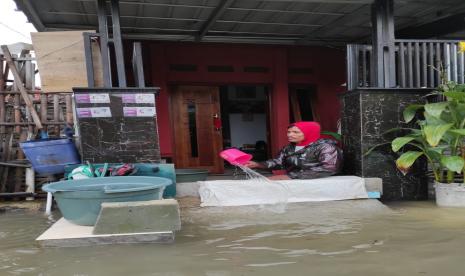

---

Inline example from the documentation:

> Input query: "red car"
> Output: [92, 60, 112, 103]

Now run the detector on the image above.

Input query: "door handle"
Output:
[213, 113, 222, 131]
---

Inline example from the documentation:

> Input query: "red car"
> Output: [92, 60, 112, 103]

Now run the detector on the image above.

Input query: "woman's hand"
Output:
[268, 175, 291, 180]
[244, 161, 261, 169]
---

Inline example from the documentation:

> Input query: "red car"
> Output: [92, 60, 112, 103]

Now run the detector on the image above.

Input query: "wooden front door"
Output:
[171, 86, 224, 173]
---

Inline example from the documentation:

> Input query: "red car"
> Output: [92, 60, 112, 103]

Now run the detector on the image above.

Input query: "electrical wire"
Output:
[0, 21, 30, 40]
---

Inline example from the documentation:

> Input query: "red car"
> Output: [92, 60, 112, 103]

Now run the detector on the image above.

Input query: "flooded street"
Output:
[1, 200, 465, 275]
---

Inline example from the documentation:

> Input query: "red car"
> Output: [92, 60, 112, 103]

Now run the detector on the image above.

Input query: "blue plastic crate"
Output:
[20, 138, 80, 175]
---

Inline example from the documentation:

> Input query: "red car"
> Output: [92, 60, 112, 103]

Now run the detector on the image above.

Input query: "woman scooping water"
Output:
[245, 121, 343, 180]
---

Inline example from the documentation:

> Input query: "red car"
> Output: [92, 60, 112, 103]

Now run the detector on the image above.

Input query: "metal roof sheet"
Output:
[13, 0, 465, 45]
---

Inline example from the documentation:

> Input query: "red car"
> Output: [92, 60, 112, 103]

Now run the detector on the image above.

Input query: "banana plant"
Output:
[393, 81, 465, 184]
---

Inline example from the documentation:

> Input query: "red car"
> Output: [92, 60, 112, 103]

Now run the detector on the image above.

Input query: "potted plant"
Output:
[385, 81, 465, 207]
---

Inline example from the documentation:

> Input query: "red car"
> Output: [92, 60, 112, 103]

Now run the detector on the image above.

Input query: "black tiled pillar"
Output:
[73, 87, 161, 164]
[342, 88, 430, 200]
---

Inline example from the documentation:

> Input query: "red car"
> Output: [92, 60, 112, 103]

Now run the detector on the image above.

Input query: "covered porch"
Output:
[12, 0, 465, 199]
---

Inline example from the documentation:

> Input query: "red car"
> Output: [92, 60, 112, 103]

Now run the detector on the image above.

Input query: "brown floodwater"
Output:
[1, 200, 465, 276]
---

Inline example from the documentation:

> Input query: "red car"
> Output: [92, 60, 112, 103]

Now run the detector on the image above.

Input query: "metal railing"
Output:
[347, 40, 465, 90]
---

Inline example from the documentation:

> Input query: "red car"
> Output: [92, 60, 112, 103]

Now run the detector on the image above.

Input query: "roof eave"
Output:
[13, 0, 46, 32]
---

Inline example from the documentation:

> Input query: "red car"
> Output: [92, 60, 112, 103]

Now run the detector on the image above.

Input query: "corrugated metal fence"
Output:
[347, 40, 465, 90]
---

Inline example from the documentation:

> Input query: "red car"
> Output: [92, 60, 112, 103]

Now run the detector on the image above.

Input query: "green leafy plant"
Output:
[390, 81, 465, 184]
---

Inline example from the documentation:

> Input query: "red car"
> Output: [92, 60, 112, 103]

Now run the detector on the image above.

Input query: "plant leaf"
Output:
[364, 142, 391, 156]
[391, 137, 416, 152]
[443, 91, 465, 101]
[403, 104, 424, 123]
[396, 151, 424, 175]
[424, 102, 448, 118]
[424, 123, 453, 146]
[441, 156, 465, 174]
[425, 147, 445, 161]
[424, 112, 446, 125]
[448, 129, 465, 136]
[456, 103, 465, 122]
[321, 131, 341, 141]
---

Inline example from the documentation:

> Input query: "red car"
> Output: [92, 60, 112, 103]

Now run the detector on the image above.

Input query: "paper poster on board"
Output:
[77, 107, 112, 118]
[75, 93, 110, 104]
[90, 107, 112, 117]
[123, 106, 156, 117]
[122, 94, 155, 104]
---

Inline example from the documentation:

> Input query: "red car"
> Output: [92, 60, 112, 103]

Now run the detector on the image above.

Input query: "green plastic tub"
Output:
[65, 163, 177, 198]
[175, 169, 209, 183]
[42, 176, 172, 226]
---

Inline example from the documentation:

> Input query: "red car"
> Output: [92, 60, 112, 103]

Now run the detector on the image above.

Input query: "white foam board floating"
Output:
[198, 176, 381, 207]
[36, 218, 174, 247]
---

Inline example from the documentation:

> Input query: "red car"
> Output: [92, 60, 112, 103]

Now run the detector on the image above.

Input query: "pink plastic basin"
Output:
[219, 148, 252, 165]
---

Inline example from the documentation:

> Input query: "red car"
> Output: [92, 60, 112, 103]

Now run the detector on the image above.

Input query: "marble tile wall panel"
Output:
[73, 88, 161, 164]
[342, 89, 430, 200]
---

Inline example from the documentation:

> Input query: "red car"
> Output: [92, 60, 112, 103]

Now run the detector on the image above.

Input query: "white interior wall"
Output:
[229, 113, 267, 148]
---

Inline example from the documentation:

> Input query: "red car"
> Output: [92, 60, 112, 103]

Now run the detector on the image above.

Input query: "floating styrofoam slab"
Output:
[36, 218, 174, 247]
[199, 176, 372, 207]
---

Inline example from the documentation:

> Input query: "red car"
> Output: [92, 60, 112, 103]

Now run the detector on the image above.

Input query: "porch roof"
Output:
[14, 0, 465, 45]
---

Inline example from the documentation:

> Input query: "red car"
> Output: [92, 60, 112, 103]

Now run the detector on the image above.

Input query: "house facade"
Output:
[14, 0, 465, 198]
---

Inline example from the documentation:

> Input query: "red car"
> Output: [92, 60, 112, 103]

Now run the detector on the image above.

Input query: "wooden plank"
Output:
[40, 94, 47, 122]
[0, 121, 66, 126]
[31, 31, 103, 92]
[14, 94, 21, 134]
[0, 90, 43, 94]
[65, 95, 73, 124]
[14, 131, 27, 193]
[39, 93, 48, 137]
[1, 45, 43, 129]
[53, 94, 59, 134]
[2, 62, 9, 81]
[1, 133, 13, 193]
[25, 55, 34, 135]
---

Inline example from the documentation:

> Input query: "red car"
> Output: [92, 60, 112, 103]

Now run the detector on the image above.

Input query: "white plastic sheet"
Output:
[198, 176, 369, 207]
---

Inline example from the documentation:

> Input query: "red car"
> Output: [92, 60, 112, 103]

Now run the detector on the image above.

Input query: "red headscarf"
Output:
[290, 121, 321, 146]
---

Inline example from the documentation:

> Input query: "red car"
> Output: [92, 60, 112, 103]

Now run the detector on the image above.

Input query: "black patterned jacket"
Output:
[261, 139, 343, 179]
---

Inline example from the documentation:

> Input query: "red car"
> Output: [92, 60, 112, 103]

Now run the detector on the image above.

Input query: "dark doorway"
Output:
[220, 85, 270, 162]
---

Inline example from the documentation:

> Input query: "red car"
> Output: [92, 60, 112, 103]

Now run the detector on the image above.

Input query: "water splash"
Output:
[233, 165, 291, 213]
